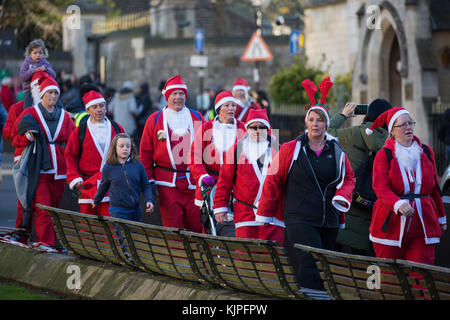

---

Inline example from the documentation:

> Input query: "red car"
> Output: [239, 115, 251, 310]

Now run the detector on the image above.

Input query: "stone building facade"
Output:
[303, 0, 450, 149]
[63, 0, 297, 100]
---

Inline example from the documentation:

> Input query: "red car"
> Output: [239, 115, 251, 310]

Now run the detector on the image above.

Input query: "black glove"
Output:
[150, 182, 159, 197]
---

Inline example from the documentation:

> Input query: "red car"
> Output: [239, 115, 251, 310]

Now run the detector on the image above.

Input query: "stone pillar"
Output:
[62, 12, 106, 78]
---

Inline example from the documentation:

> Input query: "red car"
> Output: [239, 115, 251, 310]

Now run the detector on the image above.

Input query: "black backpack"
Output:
[78, 119, 121, 155]
[353, 145, 377, 208]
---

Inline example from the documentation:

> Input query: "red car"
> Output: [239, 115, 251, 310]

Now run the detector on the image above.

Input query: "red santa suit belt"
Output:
[154, 164, 189, 173]
[381, 193, 430, 233]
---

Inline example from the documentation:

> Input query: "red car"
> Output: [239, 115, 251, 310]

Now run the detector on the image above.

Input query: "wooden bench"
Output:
[294, 244, 426, 300]
[41, 204, 219, 285]
[180, 231, 308, 299]
[39, 204, 131, 267]
[396, 259, 450, 300]
[105, 218, 211, 284]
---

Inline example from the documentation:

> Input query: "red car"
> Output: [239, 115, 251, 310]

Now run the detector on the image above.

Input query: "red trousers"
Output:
[259, 224, 285, 245]
[15, 174, 65, 247]
[235, 224, 285, 244]
[235, 225, 259, 240]
[80, 202, 110, 216]
[157, 181, 202, 233]
[373, 235, 435, 265]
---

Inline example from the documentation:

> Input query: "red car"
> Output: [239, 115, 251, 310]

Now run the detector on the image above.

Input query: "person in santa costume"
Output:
[212, 108, 283, 242]
[231, 78, 262, 122]
[256, 78, 355, 290]
[64, 90, 124, 216]
[5, 71, 49, 243]
[11, 76, 75, 247]
[189, 90, 246, 236]
[140, 75, 205, 232]
[367, 107, 446, 264]
[6, 71, 47, 164]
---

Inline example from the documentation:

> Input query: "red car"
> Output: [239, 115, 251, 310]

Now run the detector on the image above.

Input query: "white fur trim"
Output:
[245, 118, 270, 130]
[162, 84, 187, 94]
[439, 216, 447, 224]
[194, 199, 204, 207]
[394, 199, 409, 214]
[370, 234, 401, 247]
[149, 179, 155, 183]
[255, 214, 273, 224]
[232, 85, 248, 92]
[155, 180, 175, 187]
[305, 106, 330, 127]
[235, 221, 264, 228]
[388, 110, 410, 133]
[340, 223, 345, 229]
[78, 197, 109, 204]
[214, 207, 229, 214]
[69, 177, 83, 189]
[40, 85, 60, 98]
[332, 195, 351, 212]
[85, 98, 106, 109]
[426, 237, 440, 244]
[214, 97, 237, 111]
[365, 128, 373, 135]
[255, 214, 286, 227]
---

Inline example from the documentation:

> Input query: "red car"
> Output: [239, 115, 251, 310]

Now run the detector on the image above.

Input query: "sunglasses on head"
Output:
[248, 125, 268, 130]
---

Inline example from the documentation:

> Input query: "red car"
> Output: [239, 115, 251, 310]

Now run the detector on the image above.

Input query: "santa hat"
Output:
[302, 77, 333, 127]
[83, 90, 106, 110]
[31, 71, 48, 87]
[162, 75, 188, 101]
[365, 106, 411, 135]
[214, 90, 237, 111]
[38, 76, 60, 98]
[245, 108, 270, 130]
[232, 78, 249, 93]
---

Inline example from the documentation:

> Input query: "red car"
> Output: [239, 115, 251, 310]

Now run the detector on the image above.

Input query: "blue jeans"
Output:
[109, 206, 141, 255]
[109, 206, 142, 222]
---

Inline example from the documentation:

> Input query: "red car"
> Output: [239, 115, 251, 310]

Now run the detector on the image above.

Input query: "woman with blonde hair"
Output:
[367, 107, 446, 264]
[256, 78, 355, 291]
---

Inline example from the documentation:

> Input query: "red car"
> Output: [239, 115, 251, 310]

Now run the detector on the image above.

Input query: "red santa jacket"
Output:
[213, 136, 279, 229]
[369, 136, 446, 247]
[11, 104, 75, 179]
[189, 117, 246, 206]
[235, 100, 262, 122]
[3, 100, 24, 163]
[139, 106, 205, 189]
[64, 118, 124, 203]
[256, 135, 355, 228]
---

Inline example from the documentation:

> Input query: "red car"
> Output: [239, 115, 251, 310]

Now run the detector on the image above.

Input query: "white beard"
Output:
[166, 107, 189, 136]
[242, 138, 269, 163]
[395, 140, 422, 171]
[31, 84, 41, 105]
[212, 119, 236, 153]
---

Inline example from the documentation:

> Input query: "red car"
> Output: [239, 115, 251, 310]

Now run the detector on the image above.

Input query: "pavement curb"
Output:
[0, 242, 268, 300]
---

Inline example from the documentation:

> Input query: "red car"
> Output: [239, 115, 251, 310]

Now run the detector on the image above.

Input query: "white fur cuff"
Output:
[394, 199, 409, 214]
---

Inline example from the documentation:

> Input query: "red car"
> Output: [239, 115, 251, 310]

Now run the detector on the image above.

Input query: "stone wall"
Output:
[0, 50, 73, 81]
[101, 32, 296, 102]
[303, 0, 361, 77]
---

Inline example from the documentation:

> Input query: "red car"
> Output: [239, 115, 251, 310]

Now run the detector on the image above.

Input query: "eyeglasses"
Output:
[393, 121, 416, 129]
[248, 126, 268, 131]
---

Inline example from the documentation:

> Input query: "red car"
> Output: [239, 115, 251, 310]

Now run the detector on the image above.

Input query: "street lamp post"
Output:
[250, 0, 271, 91]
